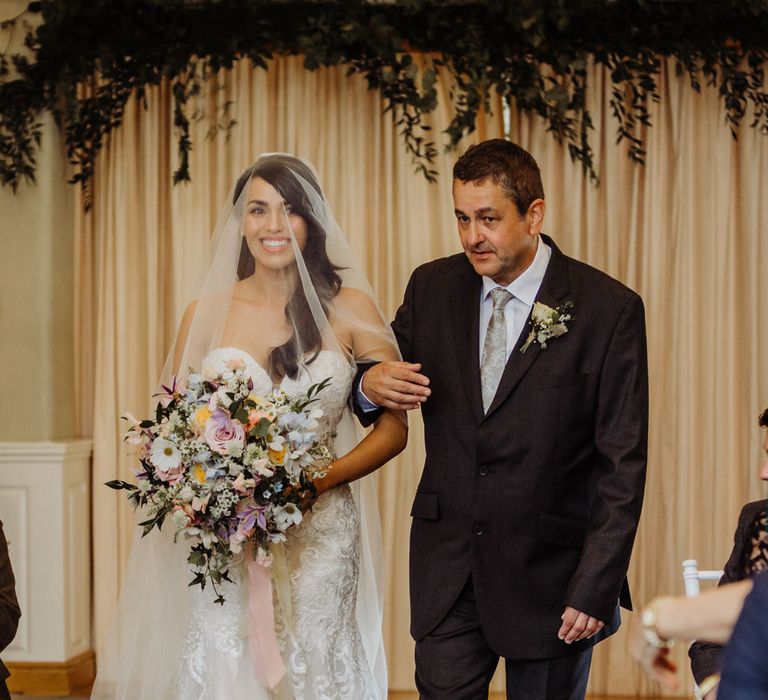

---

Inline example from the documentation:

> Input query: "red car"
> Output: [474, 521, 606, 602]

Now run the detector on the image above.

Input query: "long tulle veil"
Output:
[91, 154, 400, 699]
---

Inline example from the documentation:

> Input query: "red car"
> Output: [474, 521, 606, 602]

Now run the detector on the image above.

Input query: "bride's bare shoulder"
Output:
[333, 286, 381, 317]
[176, 285, 238, 347]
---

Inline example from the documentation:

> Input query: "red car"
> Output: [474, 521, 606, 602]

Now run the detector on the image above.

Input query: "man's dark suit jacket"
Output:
[0, 521, 20, 700]
[688, 499, 767, 685]
[358, 234, 648, 661]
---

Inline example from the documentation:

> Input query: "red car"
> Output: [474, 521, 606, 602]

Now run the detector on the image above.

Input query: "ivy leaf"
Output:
[249, 418, 271, 439]
[188, 549, 206, 567]
[104, 479, 137, 491]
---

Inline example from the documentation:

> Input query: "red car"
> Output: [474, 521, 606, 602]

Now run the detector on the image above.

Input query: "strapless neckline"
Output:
[201, 346, 354, 395]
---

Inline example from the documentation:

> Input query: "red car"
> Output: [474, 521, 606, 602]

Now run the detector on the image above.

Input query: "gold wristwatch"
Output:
[640, 597, 675, 649]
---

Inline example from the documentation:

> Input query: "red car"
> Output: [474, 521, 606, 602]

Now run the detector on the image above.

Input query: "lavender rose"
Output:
[204, 408, 246, 455]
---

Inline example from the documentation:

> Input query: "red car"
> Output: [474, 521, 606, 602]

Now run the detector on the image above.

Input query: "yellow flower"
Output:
[191, 463, 207, 484]
[268, 447, 286, 465]
[193, 406, 212, 430]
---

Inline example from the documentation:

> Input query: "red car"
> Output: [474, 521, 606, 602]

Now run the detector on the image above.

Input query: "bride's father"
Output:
[356, 139, 648, 699]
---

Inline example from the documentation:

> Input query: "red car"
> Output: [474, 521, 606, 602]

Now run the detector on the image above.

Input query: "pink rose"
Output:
[203, 409, 245, 455]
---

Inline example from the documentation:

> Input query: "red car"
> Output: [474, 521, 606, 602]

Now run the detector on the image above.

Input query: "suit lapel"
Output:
[483, 235, 571, 420]
[451, 261, 484, 423]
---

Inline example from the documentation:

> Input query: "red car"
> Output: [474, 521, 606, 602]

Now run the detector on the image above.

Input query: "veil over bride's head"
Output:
[97, 154, 394, 699]
[165, 152, 400, 390]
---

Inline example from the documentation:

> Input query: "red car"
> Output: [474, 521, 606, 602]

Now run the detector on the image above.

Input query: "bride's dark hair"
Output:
[233, 155, 343, 379]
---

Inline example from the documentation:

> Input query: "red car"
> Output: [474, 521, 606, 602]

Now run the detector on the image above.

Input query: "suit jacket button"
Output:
[473, 524, 484, 536]
[478, 465, 489, 476]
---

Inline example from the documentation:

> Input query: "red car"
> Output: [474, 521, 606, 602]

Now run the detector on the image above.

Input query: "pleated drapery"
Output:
[75, 56, 768, 695]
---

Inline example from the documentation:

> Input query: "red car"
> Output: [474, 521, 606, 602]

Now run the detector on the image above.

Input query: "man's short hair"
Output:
[759, 407, 768, 428]
[453, 139, 545, 217]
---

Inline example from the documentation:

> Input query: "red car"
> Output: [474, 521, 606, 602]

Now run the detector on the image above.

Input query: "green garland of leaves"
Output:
[1, 0, 767, 199]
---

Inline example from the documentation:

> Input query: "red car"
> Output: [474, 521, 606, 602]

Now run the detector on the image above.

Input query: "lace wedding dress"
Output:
[175, 348, 379, 700]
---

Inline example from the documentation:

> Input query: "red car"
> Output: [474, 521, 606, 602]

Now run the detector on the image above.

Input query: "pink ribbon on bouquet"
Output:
[246, 555, 286, 688]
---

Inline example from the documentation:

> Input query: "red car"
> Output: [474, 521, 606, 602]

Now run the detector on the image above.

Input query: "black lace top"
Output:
[742, 506, 768, 576]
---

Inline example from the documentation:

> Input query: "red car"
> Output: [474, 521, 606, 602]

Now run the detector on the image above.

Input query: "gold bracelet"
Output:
[640, 596, 676, 649]
[696, 673, 720, 700]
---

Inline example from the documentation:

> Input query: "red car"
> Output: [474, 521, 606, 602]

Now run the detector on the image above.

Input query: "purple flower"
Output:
[235, 499, 268, 534]
[153, 376, 180, 408]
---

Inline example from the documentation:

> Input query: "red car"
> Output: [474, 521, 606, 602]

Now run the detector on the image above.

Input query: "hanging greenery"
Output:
[1, 0, 767, 199]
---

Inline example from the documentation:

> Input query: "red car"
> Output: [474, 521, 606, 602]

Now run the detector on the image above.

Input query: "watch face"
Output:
[640, 601, 672, 648]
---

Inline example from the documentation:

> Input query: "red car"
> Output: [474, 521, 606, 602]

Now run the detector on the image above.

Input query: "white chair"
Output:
[682, 559, 724, 597]
[683, 559, 726, 700]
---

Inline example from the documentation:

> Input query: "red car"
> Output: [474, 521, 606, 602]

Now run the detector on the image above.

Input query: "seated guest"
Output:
[717, 569, 768, 697]
[688, 407, 768, 698]
[0, 520, 20, 700]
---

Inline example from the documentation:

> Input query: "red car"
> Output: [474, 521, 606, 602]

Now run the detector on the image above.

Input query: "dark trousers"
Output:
[415, 579, 593, 700]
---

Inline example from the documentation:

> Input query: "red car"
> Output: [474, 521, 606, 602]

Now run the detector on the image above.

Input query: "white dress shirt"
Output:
[479, 237, 552, 362]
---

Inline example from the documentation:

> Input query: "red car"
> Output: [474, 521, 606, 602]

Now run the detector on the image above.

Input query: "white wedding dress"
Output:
[156, 348, 380, 700]
[93, 348, 386, 700]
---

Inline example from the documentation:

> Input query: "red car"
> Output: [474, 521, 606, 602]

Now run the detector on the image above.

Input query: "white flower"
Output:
[225, 439, 244, 458]
[178, 485, 195, 502]
[531, 301, 552, 323]
[520, 300, 574, 354]
[288, 430, 311, 447]
[273, 503, 303, 531]
[171, 508, 191, 529]
[150, 438, 181, 472]
[250, 458, 274, 478]
[268, 435, 286, 451]
[167, 410, 183, 431]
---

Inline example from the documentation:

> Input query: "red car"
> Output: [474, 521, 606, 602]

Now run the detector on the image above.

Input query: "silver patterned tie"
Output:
[480, 288, 513, 412]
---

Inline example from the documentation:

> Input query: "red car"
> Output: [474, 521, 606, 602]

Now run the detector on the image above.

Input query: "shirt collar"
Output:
[481, 236, 552, 306]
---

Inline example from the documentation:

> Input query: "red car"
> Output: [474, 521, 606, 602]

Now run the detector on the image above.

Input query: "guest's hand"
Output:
[630, 614, 679, 690]
[361, 361, 431, 411]
[558, 607, 605, 644]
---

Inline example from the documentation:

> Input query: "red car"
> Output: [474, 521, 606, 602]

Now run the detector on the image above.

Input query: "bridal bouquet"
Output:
[107, 361, 332, 603]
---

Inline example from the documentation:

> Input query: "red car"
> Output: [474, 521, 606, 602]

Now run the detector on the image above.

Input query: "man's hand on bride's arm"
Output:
[361, 361, 431, 411]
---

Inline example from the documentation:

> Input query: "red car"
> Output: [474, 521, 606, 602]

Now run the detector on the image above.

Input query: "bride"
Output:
[91, 154, 407, 699]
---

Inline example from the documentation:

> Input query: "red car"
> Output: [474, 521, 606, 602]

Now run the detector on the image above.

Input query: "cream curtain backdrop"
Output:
[75, 55, 768, 696]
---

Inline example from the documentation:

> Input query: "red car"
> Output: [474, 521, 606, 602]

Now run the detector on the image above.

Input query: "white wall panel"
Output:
[0, 441, 92, 662]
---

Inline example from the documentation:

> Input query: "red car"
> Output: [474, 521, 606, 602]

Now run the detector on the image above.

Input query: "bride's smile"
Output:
[260, 237, 291, 250]
[244, 176, 308, 270]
